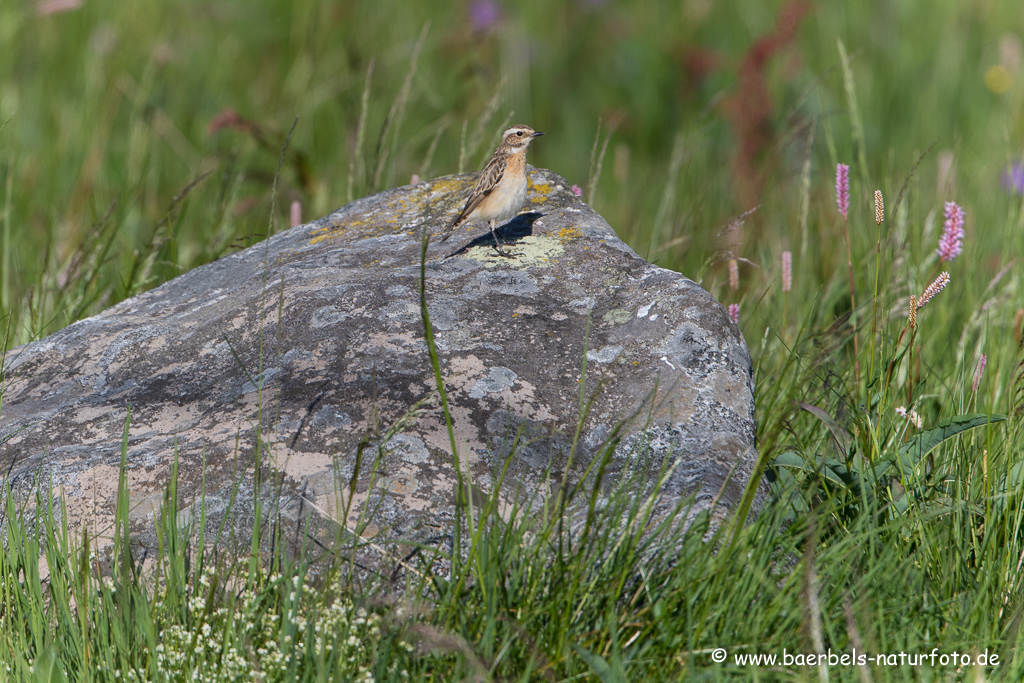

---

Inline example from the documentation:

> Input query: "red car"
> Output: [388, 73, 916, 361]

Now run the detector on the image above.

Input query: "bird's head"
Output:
[500, 124, 544, 150]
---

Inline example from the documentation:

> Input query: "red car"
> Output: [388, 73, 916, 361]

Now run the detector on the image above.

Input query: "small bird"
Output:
[438, 124, 544, 257]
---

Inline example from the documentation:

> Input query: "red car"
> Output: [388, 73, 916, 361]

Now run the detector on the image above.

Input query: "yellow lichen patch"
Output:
[463, 233, 565, 269]
[451, 223, 478, 236]
[310, 213, 416, 245]
[527, 178, 554, 205]
[427, 176, 474, 197]
[310, 216, 372, 245]
[308, 176, 473, 246]
[310, 224, 343, 245]
[381, 189, 429, 215]
[556, 225, 583, 242]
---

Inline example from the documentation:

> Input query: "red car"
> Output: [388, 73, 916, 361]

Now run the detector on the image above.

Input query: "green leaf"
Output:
[31, 648, 67, 683]
[769, 467, 809, 515]
[572, 644, 627, 683]
[1008, 461, 1024, 487]
[774, 452, 852, 488]
[898, 413, 1005, 467]
[797, 402, 852, 456]
[822, 457, 850, 475]
[821, 465, 851, 487]
[774, 454, 847, 485]
[772, 451, 806, 469]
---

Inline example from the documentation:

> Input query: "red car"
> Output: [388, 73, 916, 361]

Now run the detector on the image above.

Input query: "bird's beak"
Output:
[532, 131, 545, 137]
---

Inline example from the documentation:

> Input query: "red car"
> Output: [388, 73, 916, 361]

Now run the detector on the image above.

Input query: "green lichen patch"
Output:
[602, 308, 633, 325]
[463, 233, 566, 269]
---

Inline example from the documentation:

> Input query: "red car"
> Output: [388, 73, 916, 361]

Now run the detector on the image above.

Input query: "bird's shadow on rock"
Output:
[440, 212, 543, 259]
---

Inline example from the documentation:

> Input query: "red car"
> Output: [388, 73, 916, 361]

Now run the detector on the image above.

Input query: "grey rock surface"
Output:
[0, 167, 761, 569]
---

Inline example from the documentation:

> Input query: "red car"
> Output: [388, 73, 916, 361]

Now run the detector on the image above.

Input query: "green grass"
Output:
[2, 0, 1024, 679]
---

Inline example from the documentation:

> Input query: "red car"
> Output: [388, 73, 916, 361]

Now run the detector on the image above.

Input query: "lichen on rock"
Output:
[0, 167, 762, 572]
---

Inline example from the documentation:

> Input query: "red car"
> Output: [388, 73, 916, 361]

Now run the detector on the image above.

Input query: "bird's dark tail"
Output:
[437, 220, 459, 243]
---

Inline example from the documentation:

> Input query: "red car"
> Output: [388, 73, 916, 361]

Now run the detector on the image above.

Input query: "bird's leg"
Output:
[489, 219, 515, 258]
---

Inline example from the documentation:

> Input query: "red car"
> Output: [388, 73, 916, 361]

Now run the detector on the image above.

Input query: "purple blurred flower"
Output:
[571, 184, 582, 197]
[470, 0, 501, 31]
[1002, 163, 1024, 195]
[835, 163, 850, 219]
[936, 201, 964, 262]
[728, 303, 740, 324]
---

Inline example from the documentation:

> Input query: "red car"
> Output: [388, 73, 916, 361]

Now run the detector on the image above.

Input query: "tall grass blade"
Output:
[838, 39, 869, 191]
[372, 23, 429, 193]
[349, 58, 375, 203]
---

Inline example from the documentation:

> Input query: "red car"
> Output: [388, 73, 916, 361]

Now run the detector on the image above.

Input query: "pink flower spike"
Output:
[289, 200, 302, 228]
[835, 163, 850, 219]
[936, 201, 965, 262]
[571, 184, 582, 197]
[972, 354, 986, 393]
[36, 0, 81, 15]
[728, 303, 740, 324]
[781, 251, 792, 293]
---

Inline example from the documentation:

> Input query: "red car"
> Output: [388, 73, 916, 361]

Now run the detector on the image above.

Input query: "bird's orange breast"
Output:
[471, 151, 528, 223]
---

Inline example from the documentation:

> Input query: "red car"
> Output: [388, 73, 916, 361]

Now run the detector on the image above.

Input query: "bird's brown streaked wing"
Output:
[447, 156, 508, 230]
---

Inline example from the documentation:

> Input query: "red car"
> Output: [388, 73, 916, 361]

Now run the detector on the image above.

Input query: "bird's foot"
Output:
[488, 224, 516, 257]
[491, 243, 518, 258]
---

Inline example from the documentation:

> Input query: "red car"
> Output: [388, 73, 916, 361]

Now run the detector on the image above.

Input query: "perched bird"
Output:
[439, 124, 544, 257]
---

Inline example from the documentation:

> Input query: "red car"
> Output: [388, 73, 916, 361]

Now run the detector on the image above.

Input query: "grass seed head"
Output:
[972, 353, 987, 393]
[916, 272, 950, 310]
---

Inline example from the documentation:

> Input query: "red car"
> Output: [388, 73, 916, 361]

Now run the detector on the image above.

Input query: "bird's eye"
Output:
[515, 131, 523, 136]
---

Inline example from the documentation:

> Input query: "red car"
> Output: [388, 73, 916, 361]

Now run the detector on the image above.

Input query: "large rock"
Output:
[0, 168, 760, 568]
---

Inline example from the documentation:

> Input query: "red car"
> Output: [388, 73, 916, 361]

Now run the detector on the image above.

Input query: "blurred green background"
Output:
[4, 3, 1024, 676]
[0, 0, 1022, 345]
